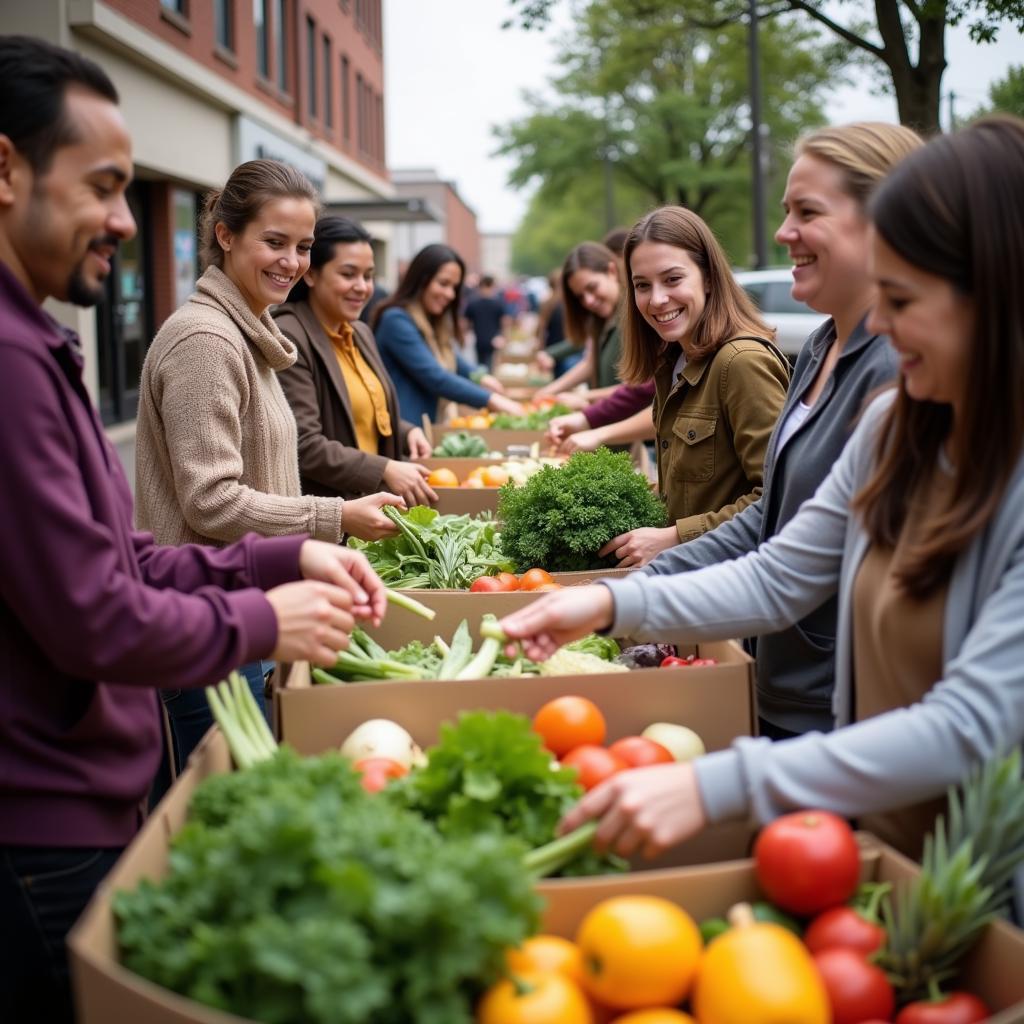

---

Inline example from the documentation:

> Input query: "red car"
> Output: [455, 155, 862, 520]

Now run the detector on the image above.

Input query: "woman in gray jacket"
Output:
[500, 117, 1024, 877]
[643, 122, 920, 740]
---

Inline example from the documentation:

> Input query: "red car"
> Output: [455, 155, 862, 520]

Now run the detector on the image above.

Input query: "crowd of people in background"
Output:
[2, 30, 1023, 1024]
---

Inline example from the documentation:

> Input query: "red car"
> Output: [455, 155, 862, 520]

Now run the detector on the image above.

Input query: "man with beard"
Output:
[0, 35, 386, 1022]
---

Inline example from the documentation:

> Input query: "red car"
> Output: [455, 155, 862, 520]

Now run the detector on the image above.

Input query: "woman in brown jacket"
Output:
[274, 217, 437, 509]
[601, 206, 790, 566]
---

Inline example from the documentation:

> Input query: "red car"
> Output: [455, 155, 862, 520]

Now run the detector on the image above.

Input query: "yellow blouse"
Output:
[323, 320, 392, 455]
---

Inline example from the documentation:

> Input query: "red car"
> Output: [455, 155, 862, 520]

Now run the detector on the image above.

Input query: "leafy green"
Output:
[115, 749, 540, 1024]
[565, 634, 621, 660]
[347, 506, 514, 589]
[490, 403, 571, 430]
[497, 447, 666, 572]
[431, 431, 490, 458]
[390, 710, 624, 877]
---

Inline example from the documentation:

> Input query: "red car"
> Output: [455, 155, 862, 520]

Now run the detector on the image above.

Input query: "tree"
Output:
[977, 63, 1024, 117]
[506, 0, 1024, 135]
[496, 0, 841, 267]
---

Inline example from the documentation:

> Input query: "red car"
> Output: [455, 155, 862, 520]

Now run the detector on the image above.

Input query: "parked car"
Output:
[734, 268, 828, 360]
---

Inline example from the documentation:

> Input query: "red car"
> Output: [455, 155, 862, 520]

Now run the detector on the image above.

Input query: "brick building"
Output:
[6, 0, 395, 437]
[390, 168, 483, 275]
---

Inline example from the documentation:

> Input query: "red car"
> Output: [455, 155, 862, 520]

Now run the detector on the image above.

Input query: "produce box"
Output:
[431, 486, 502, 516]
[539, 841, 1024, 1024]
[430, 423, 552, 453]
[68, 735, 1024, 1024]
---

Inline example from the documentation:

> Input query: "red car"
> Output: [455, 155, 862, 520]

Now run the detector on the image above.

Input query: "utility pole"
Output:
[748, 0, 767, 268]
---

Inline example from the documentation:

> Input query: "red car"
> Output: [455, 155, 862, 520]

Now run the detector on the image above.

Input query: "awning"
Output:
[324, 197, 442, 223]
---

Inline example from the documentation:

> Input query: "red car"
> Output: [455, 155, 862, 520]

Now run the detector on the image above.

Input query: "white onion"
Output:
[641, 722, 706, 762]
[340, 719, 423, 770]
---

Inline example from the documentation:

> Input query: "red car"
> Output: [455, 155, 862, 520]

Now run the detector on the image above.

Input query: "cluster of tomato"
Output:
[426, 465, 510, 488]
[533, 696, 672, 791]
[470, 568, 562, 593]
[448, 412, 496, 430]
[752, 812, 990, 1024]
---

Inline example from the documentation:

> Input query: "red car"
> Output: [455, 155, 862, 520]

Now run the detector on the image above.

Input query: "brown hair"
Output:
[199, 159, 320, 270]
[619, 206, 774, 384]
[560, 242, 620, 348]
[853, 116, 1024, 598]
[794, 122, 923, 208]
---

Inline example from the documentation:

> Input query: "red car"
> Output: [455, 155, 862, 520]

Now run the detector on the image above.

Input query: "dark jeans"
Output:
[0, 845, 123, 1024]
[149, 659, 273, 806]
[758, 716, 803, 741]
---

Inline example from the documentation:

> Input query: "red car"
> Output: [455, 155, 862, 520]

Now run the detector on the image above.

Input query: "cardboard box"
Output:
[430, 424, 554, 454]
[538, 841, 1024, 1024]
[68, 756, 1024, 1024]
[431, 486, 502, 516]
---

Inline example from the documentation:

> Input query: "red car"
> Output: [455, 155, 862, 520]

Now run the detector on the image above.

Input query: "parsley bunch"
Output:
[115, 750, 540, 1024]
[497, 447, 666, 572]
[392, 710, 625, 877]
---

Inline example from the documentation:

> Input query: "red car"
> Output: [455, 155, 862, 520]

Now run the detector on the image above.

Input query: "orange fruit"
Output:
[532, 696, 606, 757]
[468, 414, 492, 429]
[609, 1012, 696, 1024]
[481, 466, 510, 487]
[506, 935, 585, 985]
[450, 416, 468, 428]
[468, 466, 489, 481]
[575, 896, 702, 1011]
[535, 582, 563, 591]
[426, 468, 459, 487]
[461, 476, 485, 488]
[478, 971, 594, 1024]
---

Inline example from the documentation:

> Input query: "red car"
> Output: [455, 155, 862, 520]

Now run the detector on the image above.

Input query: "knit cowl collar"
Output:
[194, 265, 297, 371]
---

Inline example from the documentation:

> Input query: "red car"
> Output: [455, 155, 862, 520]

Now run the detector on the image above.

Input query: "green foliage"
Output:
[490, 402, 571, 429]
[498, 447, 666, 572]
[977, 63, 1024, 118]
[391, 709, 623, 876]
[564, 633, 621, 661]
[497, 0, 841, 267]
[432, 432, 490, 458]
[116, 750, 541, 1024]
[347, 506, 514, 589]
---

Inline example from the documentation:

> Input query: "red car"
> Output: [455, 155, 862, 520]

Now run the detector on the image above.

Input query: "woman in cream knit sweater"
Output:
[135, 159, 402, 792]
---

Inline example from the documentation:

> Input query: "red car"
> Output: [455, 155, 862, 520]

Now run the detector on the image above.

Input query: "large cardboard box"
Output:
[539, 841, 1024, 1024]
[431, 486, 502, 516]
[68, 748, 1024, 1024]
[430, 424, 553, 454]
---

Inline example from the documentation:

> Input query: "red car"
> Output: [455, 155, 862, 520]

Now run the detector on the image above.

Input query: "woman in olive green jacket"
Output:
[601, 206, 790, 566]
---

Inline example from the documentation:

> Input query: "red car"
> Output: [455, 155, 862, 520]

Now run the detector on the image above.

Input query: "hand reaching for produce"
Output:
[546, 411, 588, 447]
[498, 584, 614, 661]
[487, 392, 525, 416]
[298, 541, 387, 625]
[534, 349, 554, 371]
[599, 526, 680, 568]
[403, 426, 433, 460]
[558, 427, 606, 455]
[265, 580, 356, 666]
[382, 459, 437, 508]
[343, 492, 406, 541]
[551, 390, 592, 411]
[480, 373, 506, 394]
[558, 761, 708, 860]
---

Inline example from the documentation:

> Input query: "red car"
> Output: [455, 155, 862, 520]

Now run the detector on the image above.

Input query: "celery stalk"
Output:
[385, 588, 437, 620]
[522, 821, 599, 878]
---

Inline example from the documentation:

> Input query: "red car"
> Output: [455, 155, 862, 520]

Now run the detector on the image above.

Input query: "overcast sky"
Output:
[383, 0, 1023, 234]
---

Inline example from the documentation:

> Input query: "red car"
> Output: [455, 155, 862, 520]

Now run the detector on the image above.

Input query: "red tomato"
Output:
[608, 736, 674, 767]
[660, 655, 718, 668]
[533, 696, 607, 757]
[753, 810, 860, 915]
[520, 567, 556, 590]
[894, 992, 991, 1024]
[354, 757, 407, 794]
[561, 745, 629, 790]
[470, 575, 504, 593]
[804, 905, 886, 956]
[495, 571, 521, 591]
[813, 948, 895, 1024]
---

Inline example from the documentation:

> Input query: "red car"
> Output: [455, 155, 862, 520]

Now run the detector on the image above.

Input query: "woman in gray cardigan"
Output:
[499, 117, 1024, 894]
[642, 123, 921, 740]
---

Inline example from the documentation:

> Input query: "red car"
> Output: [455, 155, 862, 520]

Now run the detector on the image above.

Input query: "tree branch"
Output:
[783, 0, 885, 57]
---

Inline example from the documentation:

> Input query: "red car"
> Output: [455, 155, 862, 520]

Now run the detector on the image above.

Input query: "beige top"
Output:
[135, 266, 343, 546]
[852, 469, 952, 858]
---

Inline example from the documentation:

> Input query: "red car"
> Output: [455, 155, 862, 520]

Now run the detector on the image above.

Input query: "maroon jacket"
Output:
[583, 380, 656, 429]
[0, 263, 303, 847]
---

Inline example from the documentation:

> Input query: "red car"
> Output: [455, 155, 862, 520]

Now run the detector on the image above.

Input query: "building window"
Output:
[340, 54, 350, 142]
[275, 0, 289, 93]
[323, 36, 333, 129]
[306, 16, 317, 118]
[97, 183, 152, 425]
[161, 0, 187, 12]
[355, 72, 364, 154]
[254, 0, 269, 77]
[376, 92, 384, 163]
[214, 0, 233, 51]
